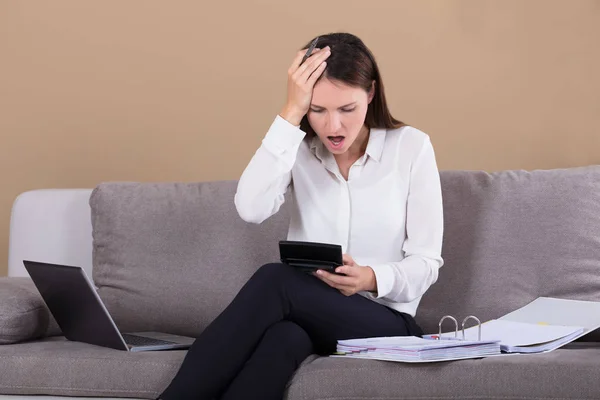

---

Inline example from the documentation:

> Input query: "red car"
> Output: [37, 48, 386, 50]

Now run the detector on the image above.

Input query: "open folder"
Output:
[332, 297, 600, 363]
[424, 297, 600, 354]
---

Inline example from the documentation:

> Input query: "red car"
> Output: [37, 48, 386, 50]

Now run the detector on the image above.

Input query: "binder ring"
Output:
[438, 315, 458, 340]
[462, 315, 482, 341]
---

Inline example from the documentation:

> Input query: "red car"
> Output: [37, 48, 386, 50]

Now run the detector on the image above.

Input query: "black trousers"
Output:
[158, 262, 423, 400]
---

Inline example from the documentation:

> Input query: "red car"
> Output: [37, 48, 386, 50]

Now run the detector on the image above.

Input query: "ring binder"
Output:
[438, 315, 458, 339]
[462, 315, 482, 341]
[436, 315, 482, 341]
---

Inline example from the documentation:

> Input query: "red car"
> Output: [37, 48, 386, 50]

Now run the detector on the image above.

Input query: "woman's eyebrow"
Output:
[311, 102, 357, 109]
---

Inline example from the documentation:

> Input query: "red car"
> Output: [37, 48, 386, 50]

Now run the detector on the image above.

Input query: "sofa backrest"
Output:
[417, 165, 600, 337]
[90, 165, 600, 338]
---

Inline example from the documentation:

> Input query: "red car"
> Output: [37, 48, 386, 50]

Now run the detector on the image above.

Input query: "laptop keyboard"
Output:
[122, 333, 176, 347]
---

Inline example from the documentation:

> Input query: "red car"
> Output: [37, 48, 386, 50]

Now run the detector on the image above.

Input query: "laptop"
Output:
[23, 260, 195, 352]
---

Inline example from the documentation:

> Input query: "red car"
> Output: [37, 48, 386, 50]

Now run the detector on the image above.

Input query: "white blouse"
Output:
[235, 115, 444, 317]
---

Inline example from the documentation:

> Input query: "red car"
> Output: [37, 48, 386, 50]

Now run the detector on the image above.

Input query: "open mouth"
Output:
[327, 136, 345, 149]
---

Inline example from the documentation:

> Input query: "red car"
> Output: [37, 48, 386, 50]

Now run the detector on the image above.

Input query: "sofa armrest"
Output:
[0, 277, 61, 344]
[8, 189, 94, 278]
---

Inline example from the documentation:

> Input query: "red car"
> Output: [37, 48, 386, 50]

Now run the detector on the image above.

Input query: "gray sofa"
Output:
[1, 165, 600, 399]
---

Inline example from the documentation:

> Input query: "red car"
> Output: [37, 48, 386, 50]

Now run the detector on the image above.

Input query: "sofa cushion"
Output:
[0, 338, 599, 399]
[0, 337, 183, 398]
[90, 180, 290, 337]
[0, 277, 61, 344]
[417, 165, 600, 339]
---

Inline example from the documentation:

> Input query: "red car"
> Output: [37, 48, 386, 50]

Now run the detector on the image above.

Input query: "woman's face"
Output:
[307, 78, 375, 155]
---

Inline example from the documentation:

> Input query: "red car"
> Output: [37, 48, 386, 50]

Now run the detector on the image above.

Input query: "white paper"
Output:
[500, 297, 600, 333]
[337, 335, 498, 350]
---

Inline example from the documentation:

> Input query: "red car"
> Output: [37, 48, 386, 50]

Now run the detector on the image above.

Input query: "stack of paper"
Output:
[333, 336, 501, 363]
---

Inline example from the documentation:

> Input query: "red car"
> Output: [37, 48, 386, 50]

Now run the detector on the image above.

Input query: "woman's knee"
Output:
[252, 262, 293, 283]
[246, 262, 313, 302]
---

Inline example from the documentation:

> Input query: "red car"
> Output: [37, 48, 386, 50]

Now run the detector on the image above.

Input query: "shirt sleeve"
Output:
[234, 115, 306, 224]
[368, 136, 444, 303]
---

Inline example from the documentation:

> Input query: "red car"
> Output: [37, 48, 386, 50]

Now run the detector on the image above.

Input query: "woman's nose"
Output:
[325, 114, 341, 132]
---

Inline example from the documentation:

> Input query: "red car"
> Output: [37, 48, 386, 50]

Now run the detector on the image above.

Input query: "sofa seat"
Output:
[0, 337, 183, 399]
[2, 338, 600, 400]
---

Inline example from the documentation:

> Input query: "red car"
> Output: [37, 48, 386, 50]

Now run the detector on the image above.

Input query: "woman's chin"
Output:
[328, 147, 348, 155]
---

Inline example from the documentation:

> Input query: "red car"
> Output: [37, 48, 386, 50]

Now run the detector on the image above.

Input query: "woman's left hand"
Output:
[313, 254, 377, 296]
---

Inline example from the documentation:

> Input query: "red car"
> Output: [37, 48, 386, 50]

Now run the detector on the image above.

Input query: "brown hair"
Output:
[299, 32, 406, 136]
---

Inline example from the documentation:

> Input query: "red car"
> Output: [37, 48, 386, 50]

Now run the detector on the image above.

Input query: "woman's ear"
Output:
[368, 80, 376, 104]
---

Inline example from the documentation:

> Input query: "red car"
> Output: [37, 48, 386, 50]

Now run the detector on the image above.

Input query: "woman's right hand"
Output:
[279, 46, 331, 126]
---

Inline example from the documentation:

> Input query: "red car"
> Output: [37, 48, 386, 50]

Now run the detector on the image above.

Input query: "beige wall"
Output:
[1, 0, 599, 276]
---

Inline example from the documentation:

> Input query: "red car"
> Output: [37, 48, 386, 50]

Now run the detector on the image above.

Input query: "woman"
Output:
[158, 32, 444, 400]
